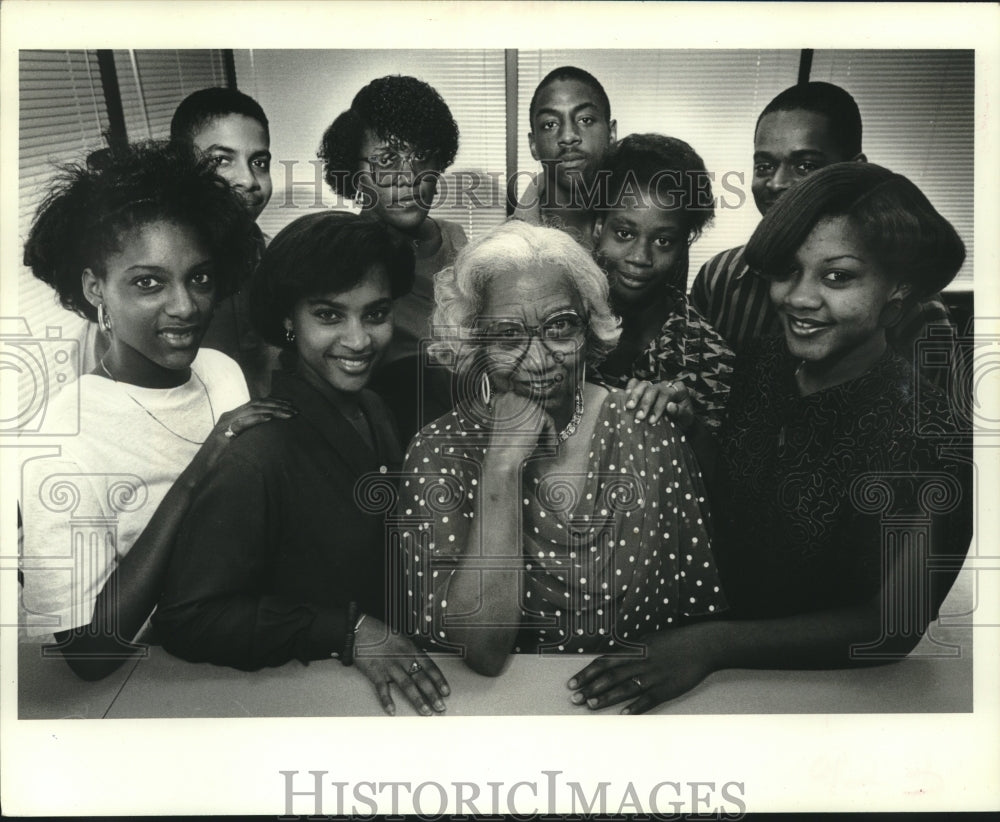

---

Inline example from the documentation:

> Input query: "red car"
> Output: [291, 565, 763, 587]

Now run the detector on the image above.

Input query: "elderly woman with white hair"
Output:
[396, 221, 726, 677]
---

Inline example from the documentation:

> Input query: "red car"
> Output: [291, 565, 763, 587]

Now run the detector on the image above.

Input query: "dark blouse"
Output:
[712, 336, 972, 619]
[154, 370, 402, 671]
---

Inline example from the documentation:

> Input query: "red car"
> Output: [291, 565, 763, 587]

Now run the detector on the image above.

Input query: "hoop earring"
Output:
[351, 187, 370, 212]
[97, 303, 112, 334]
[285, 327, 296, 343]
[479, 374, 493, 408]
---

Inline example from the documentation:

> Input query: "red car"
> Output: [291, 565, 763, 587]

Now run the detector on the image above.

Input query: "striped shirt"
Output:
[689, 245, 779, 354]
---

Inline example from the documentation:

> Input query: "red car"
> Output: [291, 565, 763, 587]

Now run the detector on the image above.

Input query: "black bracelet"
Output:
[341, 601, 359, 666]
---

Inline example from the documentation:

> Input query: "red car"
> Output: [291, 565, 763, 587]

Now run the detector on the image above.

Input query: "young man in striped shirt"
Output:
[690, 81, 953, 370]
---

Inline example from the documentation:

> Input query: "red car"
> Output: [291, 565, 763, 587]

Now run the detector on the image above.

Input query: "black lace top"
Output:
[713, 336, 971, 619]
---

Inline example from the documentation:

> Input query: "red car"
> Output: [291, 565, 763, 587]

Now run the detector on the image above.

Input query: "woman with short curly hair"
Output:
[318, 75, 467, 440]
[398, 221, 727, 677]
[20, 141, 295, 681]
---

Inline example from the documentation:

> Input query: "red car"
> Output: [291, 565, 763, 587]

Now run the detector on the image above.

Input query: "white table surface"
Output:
[19, 570, 974, 719]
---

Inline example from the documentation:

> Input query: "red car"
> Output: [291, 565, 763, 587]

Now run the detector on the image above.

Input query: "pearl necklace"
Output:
[100, 359, 215, 445]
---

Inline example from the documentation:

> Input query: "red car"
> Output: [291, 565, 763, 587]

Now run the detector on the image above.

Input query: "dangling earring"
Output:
[351, 186, 369, 213]
[97, 303, 112, 334]
[285, 327, 296, 343]
[479, 374, 493, 408]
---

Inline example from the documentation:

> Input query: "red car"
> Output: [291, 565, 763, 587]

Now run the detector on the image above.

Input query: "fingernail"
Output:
[420, 706, 431, 716]
[441, 685, 451, 696]
[620, 707, 631, 715]
[626, 401, 635, 409]
[571, 692, 584, 704]
[636, 410, 645, 419]
[648, 415, 657, 424]
[587, 698, 599, 709]
[434, 700, 445, 711]
[386, 705, 396, 716]
[567, 678, 578, 689]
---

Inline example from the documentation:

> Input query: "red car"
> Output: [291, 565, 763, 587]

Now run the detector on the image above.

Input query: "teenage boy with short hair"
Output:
[171, 87, 276, 396]
[513, 66, 617, 244]
[690, 82, 865, 353]
[690, 81, 953, 368]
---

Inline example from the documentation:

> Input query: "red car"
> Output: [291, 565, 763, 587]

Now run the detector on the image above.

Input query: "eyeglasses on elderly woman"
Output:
[474, 309, 589, 353]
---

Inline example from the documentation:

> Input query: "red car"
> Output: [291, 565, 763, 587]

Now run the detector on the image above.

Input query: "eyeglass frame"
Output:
[474, 308, 589, 354]
[357, 145, 442, 177]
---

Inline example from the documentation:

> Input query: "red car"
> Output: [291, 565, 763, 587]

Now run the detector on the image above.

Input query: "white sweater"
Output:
[20, 349, 248, 637]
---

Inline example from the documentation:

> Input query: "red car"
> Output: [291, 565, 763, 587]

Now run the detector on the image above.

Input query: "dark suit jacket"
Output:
[154, 370, 402, 671]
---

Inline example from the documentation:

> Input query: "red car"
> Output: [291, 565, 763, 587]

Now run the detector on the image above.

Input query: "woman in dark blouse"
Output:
[568, 162, 972, 714]
[155, 212, 449, 716]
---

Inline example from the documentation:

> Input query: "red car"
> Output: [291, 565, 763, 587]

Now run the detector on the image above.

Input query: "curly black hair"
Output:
[23, 140, 257, 323]
[599, 133, 715, 240]
[249, 211, 415, 350]
[317, 75, 460, 198]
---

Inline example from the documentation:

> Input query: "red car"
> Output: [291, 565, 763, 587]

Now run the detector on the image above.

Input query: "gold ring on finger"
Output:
[631, 675, 643, 689]
[408, 661, 423, 675]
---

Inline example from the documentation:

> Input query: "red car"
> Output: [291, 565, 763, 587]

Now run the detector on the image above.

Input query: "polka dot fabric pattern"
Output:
[396, 388, 727, 655]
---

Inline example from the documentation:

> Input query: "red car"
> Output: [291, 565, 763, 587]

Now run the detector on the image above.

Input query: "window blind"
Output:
[17, 50, 109, 375]
[809, 50, 974, 289]
[233, 49, 508, 243]
[113, 49, 229, 140]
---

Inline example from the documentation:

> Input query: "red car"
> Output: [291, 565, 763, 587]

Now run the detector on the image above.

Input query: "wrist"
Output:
[685, 618, 731, 672]
[483, 450, 525, 476]
[341, 603, 364, 666]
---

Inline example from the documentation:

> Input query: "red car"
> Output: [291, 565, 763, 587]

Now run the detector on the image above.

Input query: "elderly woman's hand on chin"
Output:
[484, 374, 560, 466]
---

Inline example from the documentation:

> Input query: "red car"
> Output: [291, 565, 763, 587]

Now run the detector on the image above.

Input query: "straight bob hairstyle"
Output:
[744, 162, 965, 301]
[432, 219, 621, 368]
[249, 211, 415, 349]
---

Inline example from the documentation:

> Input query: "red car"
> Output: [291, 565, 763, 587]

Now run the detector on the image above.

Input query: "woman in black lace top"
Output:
[567, 162, 972, 714]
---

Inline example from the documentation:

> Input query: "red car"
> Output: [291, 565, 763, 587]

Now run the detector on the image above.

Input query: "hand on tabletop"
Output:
[567, 626, 718, 715]
[355, 616, 450, 717]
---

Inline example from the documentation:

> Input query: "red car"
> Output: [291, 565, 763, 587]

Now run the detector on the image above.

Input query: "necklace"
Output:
[100, 358, 216, 445]
[556, 387, 585, 443]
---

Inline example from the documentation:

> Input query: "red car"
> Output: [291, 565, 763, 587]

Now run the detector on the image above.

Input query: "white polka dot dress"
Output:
[397, 388, 726, 653]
